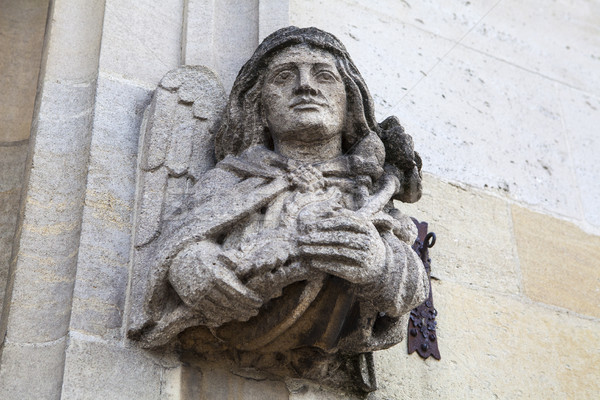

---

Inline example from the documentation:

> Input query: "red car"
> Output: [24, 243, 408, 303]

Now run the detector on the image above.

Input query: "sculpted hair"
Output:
[214, 26, 380, 161]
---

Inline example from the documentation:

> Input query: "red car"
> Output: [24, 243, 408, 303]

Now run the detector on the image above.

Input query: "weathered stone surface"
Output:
[99, 0, 183, 85]
[69, 76, 152, 339]
[183, 0, 261, 91]
[399, 43, 579, 219]
[43, 0, 104, 83]
[401, 174, 520, 294]
[0, 143, 29, 312]
[513, 205, 600, 318]
[461, 0, 600, 95]
[60, 338, 164, 400]
[373, 280, 600, 399]
[291, 0, 459, 121]
[204, 0, 259, 91]
[0, 338, 66, 400]
[192, 367, 289, 400]
[0, 0, 49, 142]
[558, 86, 600, 230]
[259, 0, 290, 42]
[129, 27, 428, 394]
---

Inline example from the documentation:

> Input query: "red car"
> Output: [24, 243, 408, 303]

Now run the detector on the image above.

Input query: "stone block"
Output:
[400, 174, 520, 295]
[182, 0, 216, 68]
[60, 338, 164, 400]
[5, 151, 92, 343]
[372, 280, 600, 399]
[399, 44, 579, 219]
[43, 0, 105, 83]
[212, 0, 260, 91]
[259, 0, 290, 42]
[512, 205, 600, 318]
[461, 0, 600, 95]
[0, 0, 49, 142]
[69, 77, 151, 338]
[99, 0, 183, 86]
[290, 0, 458, 122]
[288, 380, 358, 399]
[193, 367, 289, 400]
[558, 86, 600, 230]
[5, 75, 97, 345]
[0, 338, 67, 400]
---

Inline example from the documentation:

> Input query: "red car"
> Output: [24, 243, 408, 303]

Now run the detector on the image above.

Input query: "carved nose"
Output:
[294, 70, 318, 96]
[294, 83, 318, 96]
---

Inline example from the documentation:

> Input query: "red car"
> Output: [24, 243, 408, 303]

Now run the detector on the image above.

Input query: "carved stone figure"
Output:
[128, 26, 428, 393]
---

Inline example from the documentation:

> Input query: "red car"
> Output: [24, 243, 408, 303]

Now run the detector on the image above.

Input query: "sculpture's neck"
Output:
[273, 134, 342, 163]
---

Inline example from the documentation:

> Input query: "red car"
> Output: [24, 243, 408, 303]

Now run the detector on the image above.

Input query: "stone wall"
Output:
[0, 0, 598, 399]
[290, 0, 600, 398]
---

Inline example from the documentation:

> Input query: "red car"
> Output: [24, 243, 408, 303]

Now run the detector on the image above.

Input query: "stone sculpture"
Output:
[128, 26, 428, 393]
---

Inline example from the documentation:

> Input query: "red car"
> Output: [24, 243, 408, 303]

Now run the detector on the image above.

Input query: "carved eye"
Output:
[273, 70, 294, 84]
[315, 70, 337, 83]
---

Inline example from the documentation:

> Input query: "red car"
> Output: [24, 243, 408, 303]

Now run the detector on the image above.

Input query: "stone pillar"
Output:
[182, 0, 288, 91]
[0, 0, 49, 315]
[60, 0, 185, 398]
[0, 0, 105, 398]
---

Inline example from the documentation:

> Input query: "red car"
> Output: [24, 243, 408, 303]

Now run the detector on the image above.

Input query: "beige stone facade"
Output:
[0, 0, 598, 399]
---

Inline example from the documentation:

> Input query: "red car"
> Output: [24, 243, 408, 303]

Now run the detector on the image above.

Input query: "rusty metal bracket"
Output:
[408, 219, 441, 360]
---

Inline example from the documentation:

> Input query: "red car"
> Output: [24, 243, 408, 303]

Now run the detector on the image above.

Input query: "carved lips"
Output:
[289, 96, 327, 111]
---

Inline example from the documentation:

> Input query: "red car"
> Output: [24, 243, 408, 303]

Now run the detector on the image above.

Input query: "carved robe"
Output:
[132, 143, 428, 356]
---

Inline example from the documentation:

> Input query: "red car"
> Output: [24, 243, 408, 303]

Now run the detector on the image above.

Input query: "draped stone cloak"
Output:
[130, 144, 429, 355]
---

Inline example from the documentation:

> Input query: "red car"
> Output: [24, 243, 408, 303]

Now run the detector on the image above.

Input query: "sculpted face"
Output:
[262, 45, 347, 159]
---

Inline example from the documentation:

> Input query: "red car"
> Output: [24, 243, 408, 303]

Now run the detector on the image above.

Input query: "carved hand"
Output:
[297, 209, 386, 284]
[232, 232, 296, 281]
[168, 241, 263, 327]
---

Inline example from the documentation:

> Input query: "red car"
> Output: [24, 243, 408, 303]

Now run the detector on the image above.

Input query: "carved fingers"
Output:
[168, 241, 262, 326]
[298, 212, 386, 284]
[200, 267, 263, 325]
[234, 236, 295, 280]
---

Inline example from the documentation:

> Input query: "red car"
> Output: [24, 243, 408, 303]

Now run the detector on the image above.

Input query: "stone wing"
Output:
[128, 66, 226, 334]
[134, 65, 226, 248]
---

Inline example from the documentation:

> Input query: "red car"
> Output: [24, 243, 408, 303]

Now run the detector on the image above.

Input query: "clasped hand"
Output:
[297, 207, 386, 284]
[168, 208, 385, 326]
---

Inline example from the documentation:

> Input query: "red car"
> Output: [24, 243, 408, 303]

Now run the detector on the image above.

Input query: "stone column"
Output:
[0, 0, 105, 398]
[0, 0, 49, 315]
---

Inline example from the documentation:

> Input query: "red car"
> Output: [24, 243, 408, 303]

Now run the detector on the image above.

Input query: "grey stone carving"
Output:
[128, 26, 428, 393]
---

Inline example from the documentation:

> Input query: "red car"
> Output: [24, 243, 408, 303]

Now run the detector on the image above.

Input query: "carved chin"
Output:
[286, 128, 339, 145]
[274, 119, 343, 144]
